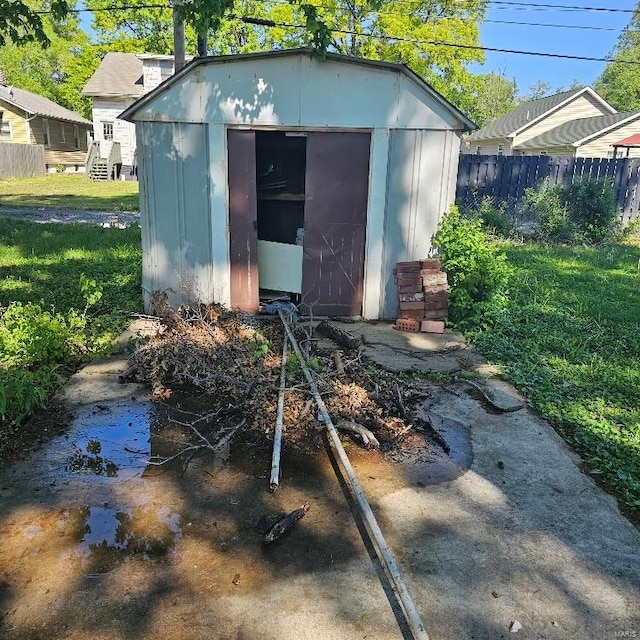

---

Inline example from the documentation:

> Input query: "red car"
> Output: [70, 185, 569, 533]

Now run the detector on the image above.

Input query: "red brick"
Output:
[421, 272, 448, 287]
[396, 318, 421, 332]
[425, 300, 448, 311]
[423, 290, 448, 303]
[420, 258, 442, 270]
[399, 301, 426, 310]
[394, 263, 421, 274]
[395, 274, 423, 286]
[398, 309, 425, 320]
[422, 284, 448, 294]
[398, 284, 423, 294]
[421, 320, 445, 333]
[399, 292, 425, 302]
[423, 309, 447, 320]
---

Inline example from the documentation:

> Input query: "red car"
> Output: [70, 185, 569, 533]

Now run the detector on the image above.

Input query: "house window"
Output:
[497, 144, 504, 156]
[539, 150, 548, 156]
[73, 124, 79, 150]
[60, 121, 66, 143]
[475, 146, 481, 155]
[607, 149, 614, 159]
[42, 118, 50, 147]
[0, 113, 11, 140]
[102, 121, 114, 141]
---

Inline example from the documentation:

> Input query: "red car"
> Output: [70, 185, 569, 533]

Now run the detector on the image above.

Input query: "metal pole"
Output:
[173, 0, 186, 71]
[278, 311, 429, 640]
[269, 333, 288, 491]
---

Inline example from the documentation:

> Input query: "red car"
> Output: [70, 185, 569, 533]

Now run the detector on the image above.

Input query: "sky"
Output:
[474, 0, 638, 97]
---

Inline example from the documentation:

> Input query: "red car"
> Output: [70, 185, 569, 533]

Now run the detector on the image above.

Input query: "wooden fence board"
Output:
[0, 143, 45, 179]
[456, 154, 640, 221]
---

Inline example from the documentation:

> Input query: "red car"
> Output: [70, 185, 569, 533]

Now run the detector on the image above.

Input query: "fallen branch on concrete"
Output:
[454, 377, 524, 413]
[262, 503, 309, 544]
[336, 419, 380, 449]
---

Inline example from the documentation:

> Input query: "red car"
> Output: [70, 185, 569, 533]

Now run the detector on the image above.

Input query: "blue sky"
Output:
[474, 0, 637, 97]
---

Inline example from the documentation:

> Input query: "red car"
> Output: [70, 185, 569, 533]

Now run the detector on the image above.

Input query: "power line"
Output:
[486, 1, 636, 12]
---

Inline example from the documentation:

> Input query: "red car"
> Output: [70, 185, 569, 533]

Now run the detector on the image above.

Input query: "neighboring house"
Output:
[120, 48, 475, 319]
[82, 52, 188, 172]
[463, 86, 635, 158]
[0, 82, 92, 172]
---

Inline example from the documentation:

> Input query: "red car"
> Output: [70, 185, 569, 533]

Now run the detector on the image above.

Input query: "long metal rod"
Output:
[269, 332, 288, 491]
[278, 311, 429, 640]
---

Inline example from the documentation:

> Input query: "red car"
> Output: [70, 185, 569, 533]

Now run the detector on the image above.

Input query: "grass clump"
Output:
[0, 220, 142, 452]
[467, 242, 640, 511]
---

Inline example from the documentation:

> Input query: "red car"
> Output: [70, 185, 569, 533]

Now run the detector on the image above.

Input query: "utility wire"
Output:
[485, 1, 636, 12]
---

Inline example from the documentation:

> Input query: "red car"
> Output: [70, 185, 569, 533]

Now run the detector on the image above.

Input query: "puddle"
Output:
[47, 401, 151, 480]
[62, 504, 182, 573]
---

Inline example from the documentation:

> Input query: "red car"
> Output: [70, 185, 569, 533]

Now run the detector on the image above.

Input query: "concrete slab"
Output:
[0, 323, 638, 640]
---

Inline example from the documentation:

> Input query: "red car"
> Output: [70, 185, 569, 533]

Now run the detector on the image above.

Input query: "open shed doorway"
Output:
[256, 131, 307, 302]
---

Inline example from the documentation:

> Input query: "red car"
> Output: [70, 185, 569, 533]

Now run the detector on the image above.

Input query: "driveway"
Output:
[0, 323, 638, 640]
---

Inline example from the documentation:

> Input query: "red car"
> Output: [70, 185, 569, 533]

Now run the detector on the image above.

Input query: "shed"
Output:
[120, 48, 475, 319]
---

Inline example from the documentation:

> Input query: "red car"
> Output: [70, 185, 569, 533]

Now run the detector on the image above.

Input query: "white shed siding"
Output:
[92, 97, 136, 165]
[381, 129, 461, 318]
[131, 56, 467, 131]
[137, 121, 213, 310]
[515, 94, 609, 145]
[577, 119, 640, 158]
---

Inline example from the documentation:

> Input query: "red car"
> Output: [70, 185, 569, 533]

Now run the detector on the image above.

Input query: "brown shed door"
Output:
[228, 129, 259, 312]
[301, 132, 371, 316]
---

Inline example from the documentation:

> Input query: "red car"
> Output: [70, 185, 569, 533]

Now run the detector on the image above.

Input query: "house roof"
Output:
[467, 87, 616, 142]
[613, 133, 640, 147]
[0, 84, 91, 125]
[119, 48, 477, 131]
[516, 110, 640, 149]
[82, 52, 144, 98]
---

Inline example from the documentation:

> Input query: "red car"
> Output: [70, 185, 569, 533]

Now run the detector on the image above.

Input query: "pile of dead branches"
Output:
[128, 294, 438, 459]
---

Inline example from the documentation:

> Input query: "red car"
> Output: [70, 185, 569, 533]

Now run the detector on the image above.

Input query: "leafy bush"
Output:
[518, 177, 620, 244]
[462, 197, 513, 237]
[433, 206, 509, 328]
[561, 176, 620, 243]
[518, 180, 577, 244]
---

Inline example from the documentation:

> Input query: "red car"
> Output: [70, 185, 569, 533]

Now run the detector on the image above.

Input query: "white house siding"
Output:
[92, 97, 136, 165]
[381, 129, 460, 318]
[142, 59, 175, 93]
[577, 120, 640, 158]
[463, 137, 512, 156]
[515, 94, 610, 146]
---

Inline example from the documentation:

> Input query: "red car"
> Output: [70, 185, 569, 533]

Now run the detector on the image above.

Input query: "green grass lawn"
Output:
[468, 241, 640, 512]
[0, 175, 139, 211]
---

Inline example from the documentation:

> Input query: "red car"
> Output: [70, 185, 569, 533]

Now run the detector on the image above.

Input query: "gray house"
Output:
[120, 48, 474, 319]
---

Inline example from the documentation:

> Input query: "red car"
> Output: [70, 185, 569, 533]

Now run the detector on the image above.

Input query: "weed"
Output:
[247, 331, 270, 360]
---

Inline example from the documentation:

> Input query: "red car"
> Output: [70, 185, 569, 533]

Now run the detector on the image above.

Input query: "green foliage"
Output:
[468, 70, 518, 127]
[518, 178, 620, 245]
[467, 242, 640, 509]
[595, 6, 640, 111]
[286, 352, 299, 375]
[0, 0, 68, 47]
[432, 206, 509, 328]
[248, 331, 270, 359]
[462, 197, 512, 237]
[562, 177, 620, 244]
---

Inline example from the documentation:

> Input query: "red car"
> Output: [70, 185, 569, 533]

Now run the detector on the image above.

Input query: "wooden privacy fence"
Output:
[0, 143, 45, 179]
[456, 154, 640, 224]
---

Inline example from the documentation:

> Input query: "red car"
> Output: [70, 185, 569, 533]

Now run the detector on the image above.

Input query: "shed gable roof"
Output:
[467, 87, 616, 142]
[516, 110, 640, 149]
[0, 85, 91, 125]
[120, 48, 476, 131]
[82, 52, 144, 98]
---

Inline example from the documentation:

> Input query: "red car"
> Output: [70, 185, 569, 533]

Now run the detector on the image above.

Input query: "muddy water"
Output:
[0, 394, 472, 639]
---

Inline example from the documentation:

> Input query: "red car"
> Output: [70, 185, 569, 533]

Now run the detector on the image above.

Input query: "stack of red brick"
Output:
[394, 259, 448, 333]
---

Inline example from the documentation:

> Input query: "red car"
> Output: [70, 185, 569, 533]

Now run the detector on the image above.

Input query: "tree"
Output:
[0, 0, 68, 47]
[595, 4, 640, 112]
[0, 4, 99, 117]
[467, 70, 518, 126]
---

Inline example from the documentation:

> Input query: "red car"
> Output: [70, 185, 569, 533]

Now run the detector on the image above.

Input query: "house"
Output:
[463, 86, 636, 158]
[120, 48, 475, 319]
[0, 82, 92, 172]
[82, 52, 190, 175]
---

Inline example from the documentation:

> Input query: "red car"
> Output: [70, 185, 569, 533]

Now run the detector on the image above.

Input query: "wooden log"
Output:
[336, 419, 380, 449]
[263, 504, 310, 544]
[316, 320, 361, 351]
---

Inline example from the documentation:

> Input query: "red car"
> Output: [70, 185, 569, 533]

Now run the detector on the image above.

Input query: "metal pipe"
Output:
[270, 333, 288, 491]
[278, 311, 429, 640]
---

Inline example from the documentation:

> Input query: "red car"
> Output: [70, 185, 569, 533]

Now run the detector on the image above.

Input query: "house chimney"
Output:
[0, 69, 6, 86]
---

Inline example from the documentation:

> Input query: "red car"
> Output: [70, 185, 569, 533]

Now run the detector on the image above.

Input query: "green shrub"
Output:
[519, 180, 577, 244]
[463, 197, 513, 237]
[433, 206, 509, 328]
[561, 177, 620, 243]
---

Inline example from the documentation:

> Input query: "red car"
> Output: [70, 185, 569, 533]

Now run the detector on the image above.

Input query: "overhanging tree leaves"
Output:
[0, 0, 68, 46]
